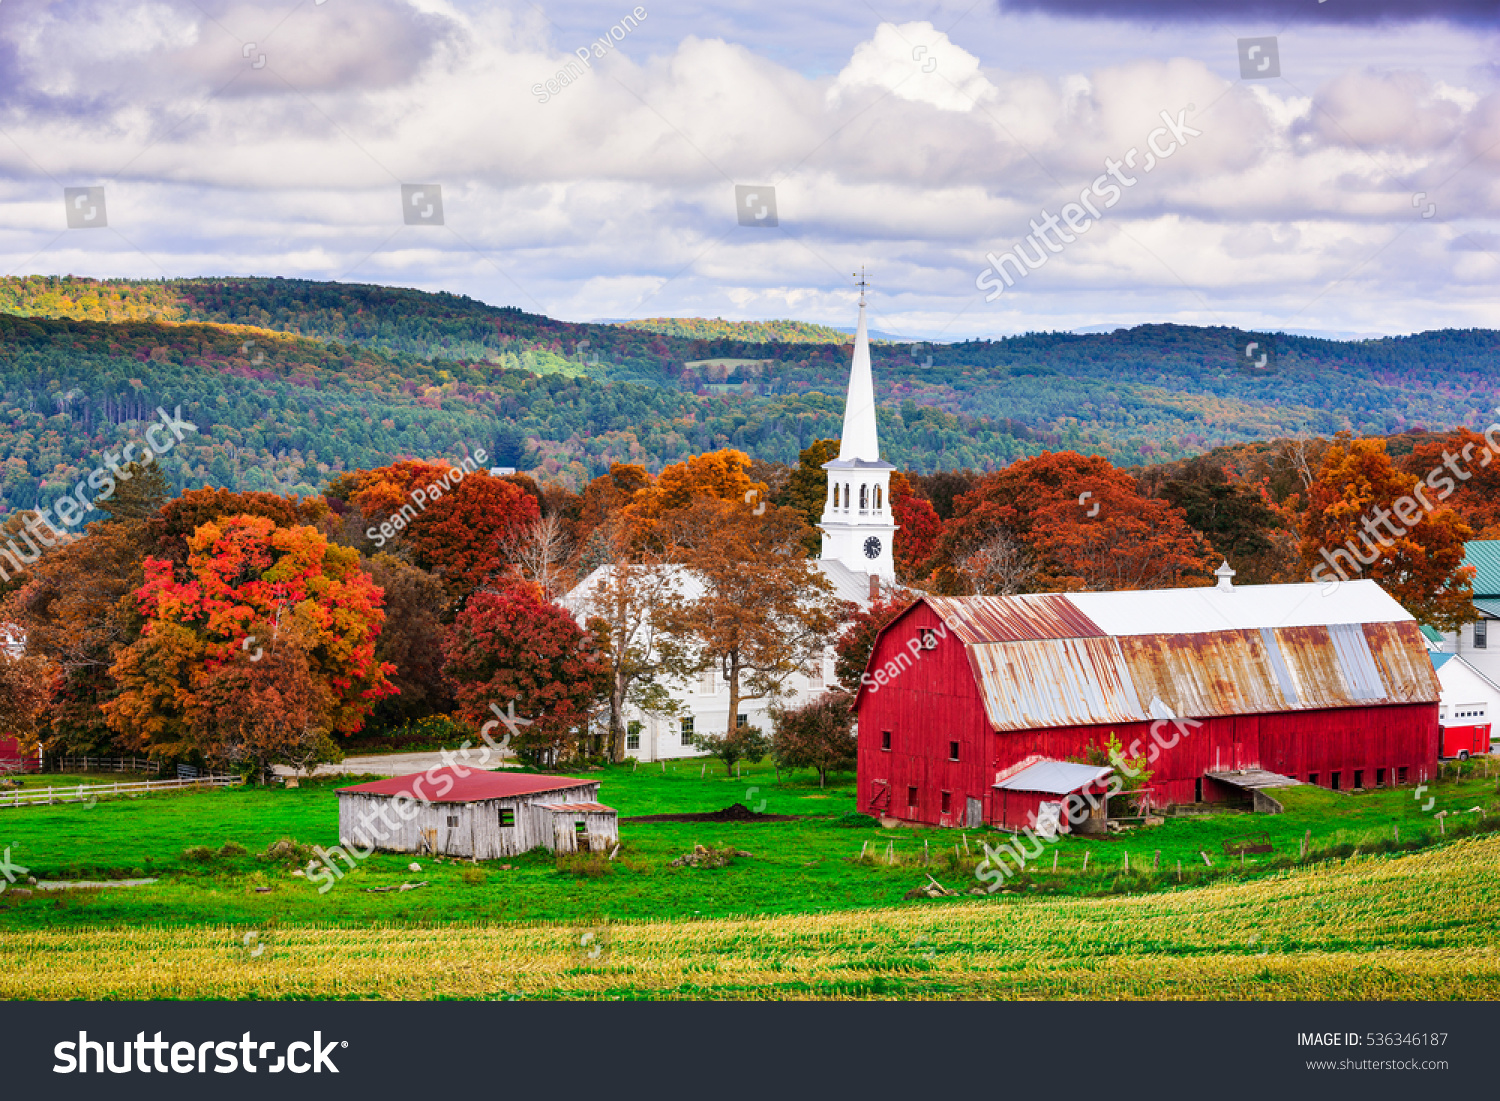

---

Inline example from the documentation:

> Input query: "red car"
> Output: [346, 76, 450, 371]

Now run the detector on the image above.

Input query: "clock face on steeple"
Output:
[863, 536, 882, 559]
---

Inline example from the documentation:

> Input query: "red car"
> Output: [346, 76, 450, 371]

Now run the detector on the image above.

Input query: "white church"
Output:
[564, 286, 898, 761]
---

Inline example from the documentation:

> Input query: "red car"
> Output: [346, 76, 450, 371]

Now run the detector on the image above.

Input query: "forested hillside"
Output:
[0, 274, 1496, 516]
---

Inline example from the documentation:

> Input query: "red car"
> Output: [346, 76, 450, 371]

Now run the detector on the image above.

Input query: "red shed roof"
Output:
[337, 767, 595, 804]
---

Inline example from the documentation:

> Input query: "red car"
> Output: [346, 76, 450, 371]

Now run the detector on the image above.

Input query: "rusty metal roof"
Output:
[338, 768, 595, 803]
[920, 583, 1440, 733]
[925, 594, 1107, 645]
[537, 802, 616, 814]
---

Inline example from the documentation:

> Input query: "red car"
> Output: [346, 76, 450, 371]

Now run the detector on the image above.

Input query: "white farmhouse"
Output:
[562, 288, 898, 761]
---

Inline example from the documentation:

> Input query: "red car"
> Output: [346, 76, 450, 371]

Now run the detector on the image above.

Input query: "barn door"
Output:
[965, 797, 982, 828]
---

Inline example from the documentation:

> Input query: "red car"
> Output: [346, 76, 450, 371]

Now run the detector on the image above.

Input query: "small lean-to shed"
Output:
[992, 756, 1114, 835]
[337, 767, 619, 859]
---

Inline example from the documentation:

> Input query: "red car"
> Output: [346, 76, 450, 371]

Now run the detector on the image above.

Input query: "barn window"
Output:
[446, 815, 459, 827]
[1330, 771, 1341, 791]
[881, 730, 891, 751]
[680, 716, 695, 744]
[906, 785, 918, 810]
[1398, 766, 1409, 784]
[1476, 620, 1489, 649]
[948, 741, 959, 762]
[1353, 769, 1364, 790]
[919, 628, 938, 650]
[1194, 778, 1203, 803]
[574, 821, 587, 835]
[1375, 768, 1386, 787]
[498, 809, 516, 828]
[940, 791, 951, 814]
[1308, 772, 1319, 787]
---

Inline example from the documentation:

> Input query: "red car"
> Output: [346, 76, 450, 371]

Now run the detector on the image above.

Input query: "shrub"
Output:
[460, 866, 486, 887]
[218, 842, 248, 857]
[555, 851, 614, 878]
[182, 846, 217, 863]
[259, 838, 315, 866]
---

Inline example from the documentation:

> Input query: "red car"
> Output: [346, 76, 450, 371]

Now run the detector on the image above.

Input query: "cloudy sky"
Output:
[0, 0, 1496, 340]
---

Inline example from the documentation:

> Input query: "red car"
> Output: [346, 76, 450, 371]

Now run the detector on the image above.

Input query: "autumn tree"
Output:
[833, 594, 910, 693]
[658, 496, 843, 737]
[1300, 435, 1475, 629]
[1398, 428, 1500, 539]
[4, 463, 170, 753]
[936, 451, 1213, 592]
[1154, 456, 1295, 584]
[441, 582, 608, 767]
[573, 521, 693, 762]
[0, 649, 52, 750]
[149, 486, 329, 564]
[625, 449, 769, 544]
[776, 438, 838, 555]
[771, 691, 856, 787]
[103, 514, 395, 767]
[364, 553, 453, 729]
[890, 472, 942, 583]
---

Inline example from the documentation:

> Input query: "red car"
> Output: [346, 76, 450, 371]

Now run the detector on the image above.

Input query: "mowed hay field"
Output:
[6, 837, 1499, 1000]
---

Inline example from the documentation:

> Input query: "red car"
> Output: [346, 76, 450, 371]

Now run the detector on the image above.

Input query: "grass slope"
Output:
[3, 837, 1497, 1000]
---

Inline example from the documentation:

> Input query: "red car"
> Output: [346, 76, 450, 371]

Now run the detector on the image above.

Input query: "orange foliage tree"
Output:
[1398, 427, 1500, 539]
[1301, 435, 1475, 629]
[103, 514, 395, 769]
[936, 451, 1213, 592]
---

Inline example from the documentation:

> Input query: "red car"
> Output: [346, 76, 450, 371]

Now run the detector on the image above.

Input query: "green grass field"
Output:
[2, 759, 1497, 998]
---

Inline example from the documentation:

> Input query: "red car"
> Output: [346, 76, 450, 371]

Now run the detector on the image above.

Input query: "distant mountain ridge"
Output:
[0, 275, 1496, 516]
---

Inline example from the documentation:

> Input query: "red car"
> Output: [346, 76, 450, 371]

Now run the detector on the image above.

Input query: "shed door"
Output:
[965, 797, 982, 828]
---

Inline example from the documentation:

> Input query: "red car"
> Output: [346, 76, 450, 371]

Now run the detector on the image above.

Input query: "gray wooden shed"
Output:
[336, 767, 619, 859]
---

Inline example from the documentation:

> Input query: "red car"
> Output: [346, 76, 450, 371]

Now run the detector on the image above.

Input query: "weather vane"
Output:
[853, 266, 869, 305]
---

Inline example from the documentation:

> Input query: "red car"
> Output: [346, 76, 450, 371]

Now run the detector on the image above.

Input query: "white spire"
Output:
[837, 277, 880, 463]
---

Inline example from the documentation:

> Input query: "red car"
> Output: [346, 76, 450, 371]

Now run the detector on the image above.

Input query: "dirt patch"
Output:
[623, 802, 801, 823]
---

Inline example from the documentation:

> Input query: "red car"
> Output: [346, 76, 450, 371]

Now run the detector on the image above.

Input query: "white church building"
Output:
[564, 287, 898, 761]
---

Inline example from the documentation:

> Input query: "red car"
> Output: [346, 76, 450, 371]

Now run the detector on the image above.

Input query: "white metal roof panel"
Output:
[1065, 579, 1413, 637]
[994, 759, 1114, 794]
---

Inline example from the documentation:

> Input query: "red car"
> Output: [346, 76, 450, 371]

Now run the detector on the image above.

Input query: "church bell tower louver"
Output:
[818, 270, 897, 584]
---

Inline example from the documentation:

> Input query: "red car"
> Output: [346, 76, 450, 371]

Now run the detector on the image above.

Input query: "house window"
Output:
[698, 667, 716, 694]
[881, 730, 891, 751]
[737, 714, 748, 728]
[680, 717, 695, 745]
[1398, 766, 1409, 784]
[940, 791, 951, 814]
[498, 809, 516, 827]
[1330, 771, 1341, 791]
[906, 785, 918, 810]
[626, 721, 641, 752]
[1353, 769, 1364, 790]
[1476, 620, 1489, 649]
[948, 741, 960, 762]
[1375, 768, 1386, 787]
[447, 815, 459, 827]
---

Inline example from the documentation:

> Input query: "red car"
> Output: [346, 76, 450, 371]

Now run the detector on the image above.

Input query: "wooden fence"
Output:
[0, 775, 241, 809]
[44, 756, 168, 775]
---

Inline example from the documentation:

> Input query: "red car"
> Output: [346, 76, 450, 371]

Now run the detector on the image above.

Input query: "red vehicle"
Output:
[1438, 703, 1491, 760]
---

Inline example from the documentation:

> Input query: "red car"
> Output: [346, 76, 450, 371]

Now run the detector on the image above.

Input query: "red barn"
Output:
[855, 575, 1441, 829]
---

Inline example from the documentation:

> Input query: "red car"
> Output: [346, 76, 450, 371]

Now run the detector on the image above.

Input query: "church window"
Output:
[832, 484, 840, 508]
[844, 483, 850, 509]
[875, 485, 882, 510]
[859, 484, 868, 510]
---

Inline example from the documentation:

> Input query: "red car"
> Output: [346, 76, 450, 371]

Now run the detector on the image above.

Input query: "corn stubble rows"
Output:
[5, 839, 1497, 1000]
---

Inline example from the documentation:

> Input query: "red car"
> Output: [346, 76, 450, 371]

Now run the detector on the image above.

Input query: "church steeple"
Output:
[837, 270, 880, 464]
[818, 269, 897, 585]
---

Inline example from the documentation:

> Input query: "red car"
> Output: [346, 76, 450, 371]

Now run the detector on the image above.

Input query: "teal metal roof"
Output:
[1420, 624, 1446, 643]
[1463, 540, 1500, 598]
[1431, 652, 1456, 671]
[1473, 599, 1500, 620]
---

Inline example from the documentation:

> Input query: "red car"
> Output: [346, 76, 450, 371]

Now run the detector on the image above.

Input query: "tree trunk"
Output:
[724, 650, 741, 739]
[609, 668, 630, 763]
